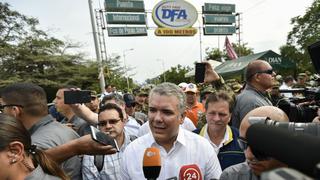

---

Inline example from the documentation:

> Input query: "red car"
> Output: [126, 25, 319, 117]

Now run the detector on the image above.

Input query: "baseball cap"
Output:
[90, 90, 97, 97]
[178, 82, 188, 91]
[123, 93, 136, 107]
[298, 73, 307, 78]
[184, 83, 198, 93]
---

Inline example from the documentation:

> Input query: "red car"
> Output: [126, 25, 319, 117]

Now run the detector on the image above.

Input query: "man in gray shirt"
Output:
[220, 106, 288, 180]
[231, 60, 275, 129]
[1, 83, 82, 180]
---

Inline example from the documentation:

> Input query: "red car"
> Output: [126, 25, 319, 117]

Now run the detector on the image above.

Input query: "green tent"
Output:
[214, 50, 296, 80]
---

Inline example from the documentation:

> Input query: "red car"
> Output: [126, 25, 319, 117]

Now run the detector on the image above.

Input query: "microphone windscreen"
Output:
[143, 147, 161, 179]
[247, 123, 320, 177]
[179, 164, 202, 180]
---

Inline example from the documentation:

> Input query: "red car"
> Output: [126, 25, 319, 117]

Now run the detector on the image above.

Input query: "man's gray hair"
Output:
[149, 82, 186, 114]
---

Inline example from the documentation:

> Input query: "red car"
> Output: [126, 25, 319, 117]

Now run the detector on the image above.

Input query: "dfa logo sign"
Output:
[152, 0, 198, 29]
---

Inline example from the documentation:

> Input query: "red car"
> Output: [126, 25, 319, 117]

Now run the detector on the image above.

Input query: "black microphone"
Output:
[246, 123, 320, 177]
[179, 164, 202, 180]
[143, 147, 161, 180]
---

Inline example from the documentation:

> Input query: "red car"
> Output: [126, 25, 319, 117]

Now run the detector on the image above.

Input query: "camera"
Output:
[277, 96, 318, 123]
[248, 116, 320, 137]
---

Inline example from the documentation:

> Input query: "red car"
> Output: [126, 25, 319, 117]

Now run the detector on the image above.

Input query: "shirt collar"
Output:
[28, 115, 54, 135]
[201, 124, 233, 146]
[145, 127, 186, 149]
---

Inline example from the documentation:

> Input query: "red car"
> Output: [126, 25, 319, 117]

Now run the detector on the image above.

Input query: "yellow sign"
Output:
[155, 28, 197, 36]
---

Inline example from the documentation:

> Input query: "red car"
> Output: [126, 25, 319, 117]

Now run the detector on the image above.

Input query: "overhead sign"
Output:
[204, 14, 235, 24]
[155, 28, 197, 36]
[204, 26, 236, 35]
[105, 0, 145, 12]
[106, 13, 146, 24]
[152, 0, 198, 29]
[107, 27, 147, 36]
[203, 3, 235, 14]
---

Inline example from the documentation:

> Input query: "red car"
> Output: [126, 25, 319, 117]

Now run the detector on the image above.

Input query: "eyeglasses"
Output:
[97, 118, 121, 127]
[237, 136, 248, 151]
[0, 104, 24, 111]
[126, 103, 136, 108]
[256, 69, 274, 75]
[247, 69, 274, 79]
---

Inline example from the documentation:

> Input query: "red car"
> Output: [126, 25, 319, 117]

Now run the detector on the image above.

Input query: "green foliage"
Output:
[146, 64, 192, 84]
[205, 43, 254, 61]
[282, 0, 320, 72]
[232, 42, 254, 57]
[0, 2, 131, 101]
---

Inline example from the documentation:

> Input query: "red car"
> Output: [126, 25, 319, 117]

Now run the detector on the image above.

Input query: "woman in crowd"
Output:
[0, 114, 69, 180]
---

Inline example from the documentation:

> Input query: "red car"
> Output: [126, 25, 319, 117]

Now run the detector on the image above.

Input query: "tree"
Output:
[282, 0, 320, 72]
[233, 42, 254, 57]
[146, 64, 193, 84]
[205, 48, 226, 62]
[0, 2, 133, 100]
[205, 43, 254, 61]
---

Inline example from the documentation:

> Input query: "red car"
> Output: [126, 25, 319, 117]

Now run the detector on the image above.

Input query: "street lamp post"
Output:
[157, 59, 166, 82]
[123, 48, 134, 91]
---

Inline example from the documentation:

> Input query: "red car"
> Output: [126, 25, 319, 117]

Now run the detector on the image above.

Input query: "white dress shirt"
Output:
[120, 127, 222, 180]
[203, 124, 230, 154]
[124, 116, 141, 137]
[279, 83, 293, 98]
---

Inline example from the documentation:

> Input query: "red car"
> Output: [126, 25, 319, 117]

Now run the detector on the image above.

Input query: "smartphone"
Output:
[90, 126, 119, 151]
[195, 63, 206, 83]
[64, 90, 91, 104]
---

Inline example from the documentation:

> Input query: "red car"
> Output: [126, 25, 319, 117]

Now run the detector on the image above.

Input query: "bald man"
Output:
[220, 106, 288, 180]
[231, 60, 275, 129]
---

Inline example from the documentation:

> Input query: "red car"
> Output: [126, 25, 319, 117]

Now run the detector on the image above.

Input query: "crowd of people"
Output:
[0, 58, 318, 179]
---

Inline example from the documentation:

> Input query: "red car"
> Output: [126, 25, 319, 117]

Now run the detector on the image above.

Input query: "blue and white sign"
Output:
[152, 0, 198, 29]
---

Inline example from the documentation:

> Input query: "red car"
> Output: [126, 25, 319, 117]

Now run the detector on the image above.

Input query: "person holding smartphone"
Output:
[53, 86, 88, 135]
[82, 103, 134, 180]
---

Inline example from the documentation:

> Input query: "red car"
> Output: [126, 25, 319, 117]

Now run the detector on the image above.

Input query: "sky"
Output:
[6, 0, 314, 84]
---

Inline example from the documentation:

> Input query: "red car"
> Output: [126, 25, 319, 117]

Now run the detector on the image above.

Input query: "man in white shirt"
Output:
[121, 82, 222, 179]
[279, 76, 294, 98]
[82, 103, 133, 180]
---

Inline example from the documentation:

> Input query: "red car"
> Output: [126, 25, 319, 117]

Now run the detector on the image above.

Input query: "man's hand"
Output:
[45, 134, 117, 164]
[203, 61, 220, 83]
[75, 134, 117, 155]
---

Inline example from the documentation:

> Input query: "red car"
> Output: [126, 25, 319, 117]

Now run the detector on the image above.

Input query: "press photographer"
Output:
[276, 40, 320, 123]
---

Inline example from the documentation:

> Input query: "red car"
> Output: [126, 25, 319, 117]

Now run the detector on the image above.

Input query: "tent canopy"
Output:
[214, 50, 296, 79]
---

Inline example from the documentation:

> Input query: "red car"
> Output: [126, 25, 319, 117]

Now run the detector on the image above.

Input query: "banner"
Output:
[225, 36, 238, 60]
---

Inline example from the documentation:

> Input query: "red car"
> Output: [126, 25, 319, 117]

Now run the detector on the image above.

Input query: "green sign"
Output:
[105, 0, 145, 12]
[107, 27, 147, 36]
[203, 3, 235, 14]
[106, 13, 146, 24]
[204, 14, 235, 24]
[203, 26, 236, 35]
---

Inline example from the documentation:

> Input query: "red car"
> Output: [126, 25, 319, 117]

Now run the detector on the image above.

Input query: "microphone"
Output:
[179, 164, 202, 180]
[143, 147, 161, 180]
[246, 123, 320, 177]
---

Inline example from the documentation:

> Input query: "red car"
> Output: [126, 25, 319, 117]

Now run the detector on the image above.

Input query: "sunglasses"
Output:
[256, 69, 274, 75]
[0, 104, 24, 111]
[247, 69, 274, 79]
[238, 136, 272, 161]
[97, 118, 121, 127]
[126, 103, 136, 108]
[237, 136, 248, 151]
